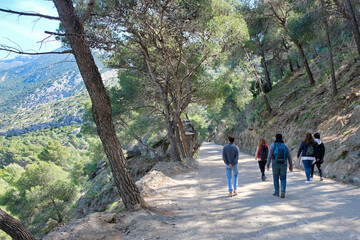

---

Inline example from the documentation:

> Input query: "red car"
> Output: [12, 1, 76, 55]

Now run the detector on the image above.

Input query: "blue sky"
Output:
[0, 0, 62, 59]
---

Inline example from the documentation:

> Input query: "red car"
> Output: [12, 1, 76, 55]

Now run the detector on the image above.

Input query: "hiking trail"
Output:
[45, 142, 360, 240]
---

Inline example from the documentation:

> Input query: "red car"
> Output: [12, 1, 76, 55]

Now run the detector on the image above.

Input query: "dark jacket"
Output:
[315, 139, 325, 163]
[297, 141, 319, 158]
[222, 143, 239, 166]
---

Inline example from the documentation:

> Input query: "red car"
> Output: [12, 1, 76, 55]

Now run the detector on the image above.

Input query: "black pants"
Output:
[311, 161, 323, 178]
[258, 160, 267, 177]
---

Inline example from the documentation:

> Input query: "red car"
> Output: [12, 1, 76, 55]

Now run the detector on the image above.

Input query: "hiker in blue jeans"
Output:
[222, 136, 239, 197]
[297, 132, 319, 183]
[266, 133, 293, 198]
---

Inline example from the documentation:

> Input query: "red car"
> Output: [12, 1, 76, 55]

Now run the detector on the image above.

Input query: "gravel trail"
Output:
[163, 142, 360, 240]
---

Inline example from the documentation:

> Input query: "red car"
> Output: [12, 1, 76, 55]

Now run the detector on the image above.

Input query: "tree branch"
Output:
[0, 45, 73, 55]
[81, 0, 95, 24]
[0, 8, 59, 20]
[44, 31, 80, 37]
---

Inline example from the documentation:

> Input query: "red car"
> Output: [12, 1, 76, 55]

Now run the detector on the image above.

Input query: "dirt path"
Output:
[145, 142, 360, 240]
[45, 142, 360, 240]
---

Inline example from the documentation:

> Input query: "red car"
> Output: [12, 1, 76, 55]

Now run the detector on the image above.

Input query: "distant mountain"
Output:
[0, 52, 118, 136]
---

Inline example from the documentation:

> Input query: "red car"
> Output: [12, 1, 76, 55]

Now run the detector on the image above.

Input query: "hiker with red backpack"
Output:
[266, 133, 293, 198]
[255, 138, 269, 181]
[297, 133, 319, 183]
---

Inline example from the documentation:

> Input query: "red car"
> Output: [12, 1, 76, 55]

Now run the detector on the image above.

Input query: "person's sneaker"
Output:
[261, 176, 265, 181]
[233, 190, 238, 196]
[310, 177, 313, 180]
[280, 192, 285, 198]
[305, 180, 311, 183]
[228, 192, 233, 197]
[320, 177, 323, 181]
[273, 193, 279, 197]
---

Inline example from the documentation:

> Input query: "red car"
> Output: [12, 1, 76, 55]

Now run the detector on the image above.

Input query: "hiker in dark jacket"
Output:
[266, 133, 293, 198]
[297, 132, 319, 183]
[311, 132, 325, 181]
[255, 138, 269, 181]
[222, 136, 240, 197]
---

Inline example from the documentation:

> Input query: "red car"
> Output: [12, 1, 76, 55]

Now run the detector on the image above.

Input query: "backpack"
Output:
[260, 145, 268, 160]
[274, 143, 287, 164]
[305, 144, 314, 156]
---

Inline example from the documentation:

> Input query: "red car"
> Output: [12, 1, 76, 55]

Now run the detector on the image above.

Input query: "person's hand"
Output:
[289, 166, 293, 172]
[266, 166, 269, 171]
[228, 164, 233, 169]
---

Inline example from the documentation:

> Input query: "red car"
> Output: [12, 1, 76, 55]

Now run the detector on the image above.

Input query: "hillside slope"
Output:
[0, 53, 117, 136]
[215, 45, 360, 185]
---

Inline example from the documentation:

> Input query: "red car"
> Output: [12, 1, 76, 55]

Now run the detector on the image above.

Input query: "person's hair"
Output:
[258, 138, 266, 149]
[304, 132, 316, 145]
[275, 133, 283, 142]
[228, 135, 235, 143]
[314, 132, 320, 139]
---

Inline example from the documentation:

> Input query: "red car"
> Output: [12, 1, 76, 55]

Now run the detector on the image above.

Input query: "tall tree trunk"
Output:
[260, 49, 272, 91]
[294, 42, 315, 84]
[278, 64, 284, 77]
[296, 59, 300, 69]
[288, 59, 294, 72]
[174, 124, 186, 159]
[52, 0, 146, 210]
[320, 0, 338, 95]
[344, 0, 360, 56]
[244, 48, 272, 113]
[167, 120, 182, 162]
[0, 208, 36, 240]
[177, 120, 191, 158]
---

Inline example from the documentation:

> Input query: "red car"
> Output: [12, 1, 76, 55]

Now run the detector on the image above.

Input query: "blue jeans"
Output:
[272, 163, 287, 194]
[226, 164, 238, 193]
[303, 160, 313, 181]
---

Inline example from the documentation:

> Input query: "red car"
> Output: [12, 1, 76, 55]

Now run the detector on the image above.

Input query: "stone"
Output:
[99, 213, 117, 223]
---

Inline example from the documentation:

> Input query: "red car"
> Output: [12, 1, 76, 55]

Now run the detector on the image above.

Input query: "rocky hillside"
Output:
[214, 45, 360, 185]
[0, 53, 118, 136]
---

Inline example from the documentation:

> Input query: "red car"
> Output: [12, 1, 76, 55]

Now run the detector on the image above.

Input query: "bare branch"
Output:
[81, 0, 95, 24]
[45, 31, 79, 37]
[0, 45, 73, 56]
[42, 59, 76, 70]
[0, 8, 59, 20]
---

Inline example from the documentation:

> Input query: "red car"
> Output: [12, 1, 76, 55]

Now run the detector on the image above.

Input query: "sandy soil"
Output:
[44, 142, 360, 240]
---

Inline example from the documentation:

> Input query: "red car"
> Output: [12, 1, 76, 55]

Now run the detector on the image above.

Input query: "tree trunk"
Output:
[296, 59, 300, 69]
[166, 120, 182, 162]
[52, 0, 146, 210]
[244, 48, 272, 113]
[0, 208, 36, 240]
[288, 59, 294, 72]
[174, 124, 186, 159]
[294, 42, 315, 84]
[278, 64, 284, 77]
[177, 120, 191, 158]
[321, 0, 338, 95]
[260, 49, 272, 91]
[344, 0, 360, 56]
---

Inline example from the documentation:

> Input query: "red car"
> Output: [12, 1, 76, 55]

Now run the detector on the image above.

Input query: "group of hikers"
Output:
[222, 132, 326, 198]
